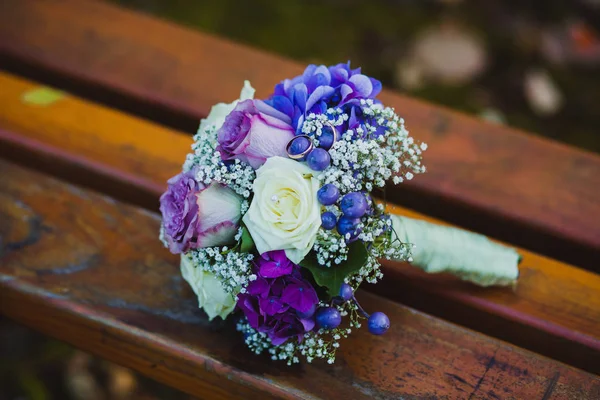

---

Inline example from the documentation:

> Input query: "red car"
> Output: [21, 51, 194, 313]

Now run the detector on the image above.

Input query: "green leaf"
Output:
[300, 242, 368, 297]
[240, 225, 255, 253]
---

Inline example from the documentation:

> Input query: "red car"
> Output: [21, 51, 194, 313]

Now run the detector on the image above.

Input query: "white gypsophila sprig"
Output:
[187, 242, 256, 295]
[301, 107, 347, 148]
[183, 124, 256, 199]
[309, 100, 426, 195]
[236, 299, 366, 365]
[313, 227, 348, 267]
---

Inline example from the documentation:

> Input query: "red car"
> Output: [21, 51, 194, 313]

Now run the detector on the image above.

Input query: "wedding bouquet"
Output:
[159, 63, 520, 365]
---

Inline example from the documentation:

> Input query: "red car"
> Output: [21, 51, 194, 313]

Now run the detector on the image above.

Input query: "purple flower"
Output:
[259, 297, 289, 315]
[266, 62, 382, 131]
[246, 276, 270, 298]
[280, 280, 319, 313]
[236, 252, 320, 346]
[257, 250, 294, 278]
[237, 294, 262, 329]
[216, 99, 294, 169]
[160, 172, 243, 254]
[269, 314, 315, 345]
[159, 171, 201, 254]
[328, 62, 382, 106]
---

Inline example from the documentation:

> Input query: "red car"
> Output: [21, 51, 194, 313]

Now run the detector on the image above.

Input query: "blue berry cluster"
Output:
[318, 184, 369, 242]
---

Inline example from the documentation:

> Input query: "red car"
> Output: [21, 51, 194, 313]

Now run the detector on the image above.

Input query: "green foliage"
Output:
[239, 225, 255, 253]
[301, 241, 368, 298]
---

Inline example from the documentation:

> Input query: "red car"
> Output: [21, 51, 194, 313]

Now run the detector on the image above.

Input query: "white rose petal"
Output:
[242, 156, 321, 264]
[180, 254, 236, 320]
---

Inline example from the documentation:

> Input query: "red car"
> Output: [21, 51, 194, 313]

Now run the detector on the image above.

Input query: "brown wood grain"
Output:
[0, 72, 598, 373]
[0, 159, 598, 399]
[1, 0, 599, 270]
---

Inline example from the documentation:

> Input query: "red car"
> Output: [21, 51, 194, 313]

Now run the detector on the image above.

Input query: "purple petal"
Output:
[264, 96, 294, 120]
[313, 65, 331, 83]
[302, 64, 317, 81]
[259, 297, 289, 315]
[349, 74, 373, 97]
[348, 106, 360, 129]
[340, 83, 353, 103]
[329, 63, 349, 86]
[269, 335, 288, 346]
[269, 278, 287, 297]
[247, 277, 270, 297]
[271, 250, 289, 264]
[299, 317, 315, 332]
[259, 260, 293, 278]
[370, 78, 382, 97]
[306, 85, 334, 112]
[281, 283, 319, 313]
[273, 83, 286, 97]
[293, 83, 308, 111]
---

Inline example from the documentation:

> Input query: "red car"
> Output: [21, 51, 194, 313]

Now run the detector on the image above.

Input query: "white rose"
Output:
[180, 255, 236, 321]
[242, 156, 321, 264]
[198, 80, 255, 134]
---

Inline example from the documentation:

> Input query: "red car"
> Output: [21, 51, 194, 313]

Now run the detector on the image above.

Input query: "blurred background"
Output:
[2, 1, 599, 399]
[111, 0, 600, 153]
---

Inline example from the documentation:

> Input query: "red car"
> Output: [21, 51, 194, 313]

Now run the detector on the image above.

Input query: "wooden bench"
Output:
[2, 0, 599, 271]
[1, 0, 599, 398]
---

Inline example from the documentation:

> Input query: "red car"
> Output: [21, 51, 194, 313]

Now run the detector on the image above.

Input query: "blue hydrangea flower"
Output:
[266, 62, 382, 132]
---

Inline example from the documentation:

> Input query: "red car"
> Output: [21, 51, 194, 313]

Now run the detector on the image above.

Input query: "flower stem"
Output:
[352, 296, 370, 318]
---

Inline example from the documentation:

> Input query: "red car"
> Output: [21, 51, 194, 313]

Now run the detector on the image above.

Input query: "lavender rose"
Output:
[216, 99, 294, 169]
[160, 172, 242, 254]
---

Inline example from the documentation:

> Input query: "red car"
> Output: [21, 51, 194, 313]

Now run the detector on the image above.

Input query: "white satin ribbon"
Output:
[392, 215, 519, 287]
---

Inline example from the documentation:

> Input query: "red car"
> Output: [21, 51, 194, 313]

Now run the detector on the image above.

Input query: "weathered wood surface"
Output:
[0, 72, 598, 373]
[1, 0, 600, 270]
[0, 159, 598, 399]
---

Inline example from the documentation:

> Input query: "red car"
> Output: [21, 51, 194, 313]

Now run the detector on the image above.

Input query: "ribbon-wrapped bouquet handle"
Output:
[392, 216, 519, 286]
[158, 62, 520, 365]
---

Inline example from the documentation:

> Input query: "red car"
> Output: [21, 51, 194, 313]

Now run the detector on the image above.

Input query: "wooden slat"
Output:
[0, 72, 598, 373]
[1, 159, 599, 399]
[1, 0, 600, 270]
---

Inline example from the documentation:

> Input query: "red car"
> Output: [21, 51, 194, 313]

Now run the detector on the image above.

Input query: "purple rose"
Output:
[159, 171, 201, 254]
[216, 99, 294, 169]
[160, 172, 243, 254]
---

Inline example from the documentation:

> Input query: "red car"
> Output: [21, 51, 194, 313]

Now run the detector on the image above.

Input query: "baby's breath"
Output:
[183, 124, 255, 198]
[236, 299, 366, 365]
[315, 102, 425, 195]
[187, 242, 255, 294]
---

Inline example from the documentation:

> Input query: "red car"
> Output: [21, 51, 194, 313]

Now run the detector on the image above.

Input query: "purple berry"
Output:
[317, 184, 340, 205]
[315, 307, 342, 330]
[321, 212, 337, 230]
[339, 283, 353, 301]
[319, 126, 337, 150]
[368, 312, 390, 335]
[336, 215, 361, 238]
[306, 148, 330, 171]
[286, 135, 313, 160]
[340, 192, 368, 218]
[297, 303, 317, 319]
